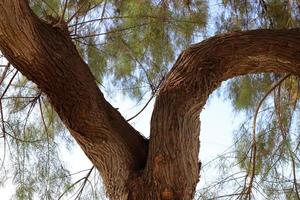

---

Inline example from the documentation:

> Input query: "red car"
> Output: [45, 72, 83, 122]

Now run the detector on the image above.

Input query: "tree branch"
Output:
[145, 28, 300, 198]
[0, 1, 148, 199]
[1, 1, 300, 199]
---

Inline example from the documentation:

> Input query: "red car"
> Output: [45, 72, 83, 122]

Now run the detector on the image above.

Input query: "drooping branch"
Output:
[145, 29, 300, 198]
[0, 1, 148, 199]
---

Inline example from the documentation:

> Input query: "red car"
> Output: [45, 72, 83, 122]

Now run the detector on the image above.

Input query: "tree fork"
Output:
[0, 1, 300, 199]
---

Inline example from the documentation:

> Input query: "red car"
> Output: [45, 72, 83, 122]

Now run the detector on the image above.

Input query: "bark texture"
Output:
[0, 1, 147, 199]
[0, 1, 300, 199]
[141, 28, 300, 199]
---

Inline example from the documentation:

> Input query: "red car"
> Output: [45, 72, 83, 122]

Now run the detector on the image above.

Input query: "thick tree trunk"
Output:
[0, 1, 300, 199]
[0, 1, 147, 199]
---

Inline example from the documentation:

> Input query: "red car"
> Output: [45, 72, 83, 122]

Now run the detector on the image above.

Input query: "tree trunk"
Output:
[0, 1, 300, 199]
[0, 1, 148, 199]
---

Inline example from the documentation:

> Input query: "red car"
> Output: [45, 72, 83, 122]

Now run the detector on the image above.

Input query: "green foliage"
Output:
[86, 37, 107, 82]
[228, 73, 300, 198]
[205, 1, 300, 198]
[266, 0, 293, 28]
[227, 74, 273, 111]
[216, 0, 300, 32]
[0, 66, 73, 199]
[1, 0, 300, 199]
[1, 1, 209, 199]
[29, 0, 61, 17]
[219, 0, 300, 188]
[68, 0, 208, 98]
[68, 0, 105, 17]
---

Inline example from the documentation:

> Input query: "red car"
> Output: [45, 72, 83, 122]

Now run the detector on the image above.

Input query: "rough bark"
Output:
[0, 1, 147, 199]
[140, 28, 300, 199]
[0, 1, 300, 200]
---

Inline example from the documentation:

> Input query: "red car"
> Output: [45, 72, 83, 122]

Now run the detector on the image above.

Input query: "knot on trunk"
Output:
[161, 187, 174, 200]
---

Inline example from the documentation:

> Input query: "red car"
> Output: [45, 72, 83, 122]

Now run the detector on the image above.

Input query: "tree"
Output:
[0, 0, 299, 199]
[201, 1, 300, 199]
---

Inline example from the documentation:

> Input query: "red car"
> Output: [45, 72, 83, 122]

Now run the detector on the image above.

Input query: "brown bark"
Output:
[0, 1, 147, 199]
[0, 1, 300, 199]
[141, 28, 300, 199]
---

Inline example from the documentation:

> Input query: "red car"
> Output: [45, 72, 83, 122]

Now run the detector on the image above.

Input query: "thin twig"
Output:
[74, 166, 95, 199]
[38, 97, 48, 132]
[0, 101, 6, 137]
[0, 70, 18, 99]
[71, 23, 149, 39]
[0, 62, 10, 85]
[60, 0, 69, 23]
[127, 76, 165, 121]
[40, 0, 59, 16]
[38, 96, 51, 193]
[66, 0, 89, 24]
[58, 177, 86, 200]
[4, 129, 44, 143]
[0, 131, 6, 171]
[99, 0, 107, 24]
[245, 74, 291, 198]
[288, 147, 300, 199]
[120, 38, 156, 91]
[58, 166, 94, 200]
[66, 0, 103, 25]
[22, 93, 41, 136]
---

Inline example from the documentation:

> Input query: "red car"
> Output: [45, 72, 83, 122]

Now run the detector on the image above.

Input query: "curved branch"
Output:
[146, 29, 300, 198]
